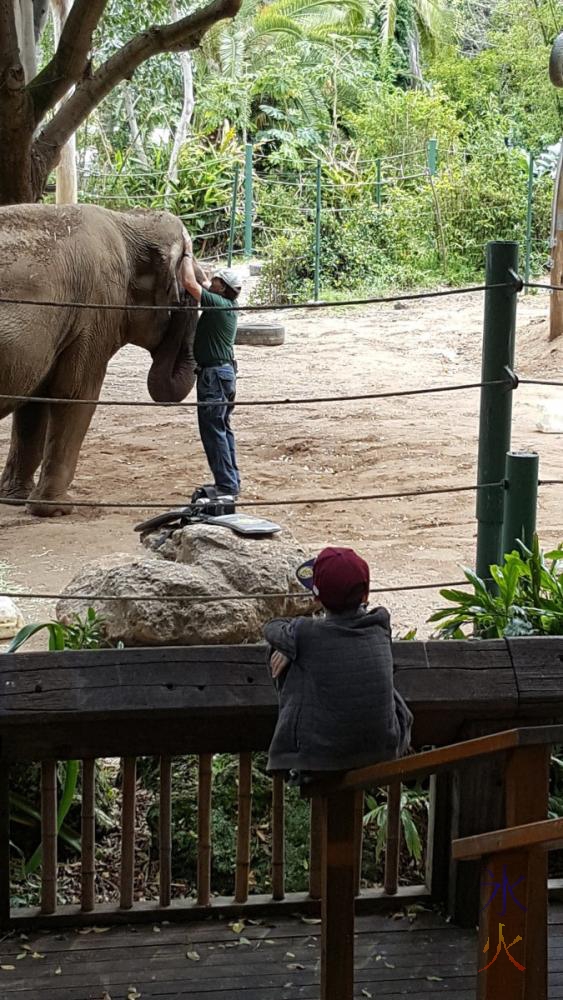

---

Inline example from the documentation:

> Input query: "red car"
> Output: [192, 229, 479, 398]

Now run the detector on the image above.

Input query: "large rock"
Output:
[0, 596, 24, 640]
[56, 524, 311, 646]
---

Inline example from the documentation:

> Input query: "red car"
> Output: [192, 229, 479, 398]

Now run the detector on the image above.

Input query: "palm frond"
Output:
[378, 0, 397, 46]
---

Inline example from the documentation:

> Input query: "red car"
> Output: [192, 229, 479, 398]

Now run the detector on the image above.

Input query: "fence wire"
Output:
[0, 481, 505, 511]
[0, 282, 511, 314]
[0, 579, 479, 604]
[0, 378, 511, 409]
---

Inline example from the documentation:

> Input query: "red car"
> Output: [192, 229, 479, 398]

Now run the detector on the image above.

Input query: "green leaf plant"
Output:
[428, 534, 563, 639]
[5, 609, 110, 874]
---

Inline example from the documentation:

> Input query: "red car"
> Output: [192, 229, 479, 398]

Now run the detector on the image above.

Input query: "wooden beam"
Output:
[321, 791, 356, 1000]
[453, 816, 563, 859]
[0, 760, 10, 927]
[307, 726, 563, 795]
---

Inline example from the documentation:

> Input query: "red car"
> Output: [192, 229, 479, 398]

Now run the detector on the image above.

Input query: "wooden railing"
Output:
[313, 725, 563, 1000]
[2, 750, 421, 926]
[1, 637, 563, 929]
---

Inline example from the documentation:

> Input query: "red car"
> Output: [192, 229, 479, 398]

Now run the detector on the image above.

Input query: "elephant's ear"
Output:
[129, 232, 184, 308]
[550, 33, 563, 88]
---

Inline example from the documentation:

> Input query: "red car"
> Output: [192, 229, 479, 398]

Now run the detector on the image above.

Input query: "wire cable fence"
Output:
[0, 579, 490, 604]
[0, 481, 509, 511]
[73, 139, 550, 303]
[0, 281, 514, 314]
[3, 374, 560, 409]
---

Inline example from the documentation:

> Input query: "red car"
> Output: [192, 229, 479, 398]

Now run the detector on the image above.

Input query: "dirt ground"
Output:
[0, 286, 561, 647]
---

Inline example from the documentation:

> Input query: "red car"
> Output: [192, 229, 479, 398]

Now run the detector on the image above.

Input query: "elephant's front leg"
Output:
[0, 402, 48, 503]
[27, 394, 101, 518]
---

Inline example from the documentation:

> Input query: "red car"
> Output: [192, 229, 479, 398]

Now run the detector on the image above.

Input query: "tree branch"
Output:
[34, 0, 242, 176]
[30, 0, 109, 121]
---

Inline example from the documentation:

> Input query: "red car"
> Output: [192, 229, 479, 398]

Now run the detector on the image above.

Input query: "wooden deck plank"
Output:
[1, 908, 562, 999]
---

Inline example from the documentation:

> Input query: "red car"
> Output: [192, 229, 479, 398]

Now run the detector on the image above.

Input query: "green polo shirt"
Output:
[193, 288, 237, 366]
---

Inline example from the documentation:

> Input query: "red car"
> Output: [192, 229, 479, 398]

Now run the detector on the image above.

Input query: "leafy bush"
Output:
[429, 535, 563, 638]
[6, 609, 116, 879]
[139, 753, 312, 894]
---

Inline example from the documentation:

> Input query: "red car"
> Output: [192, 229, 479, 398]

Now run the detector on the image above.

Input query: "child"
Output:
[264, 546, 412, 783]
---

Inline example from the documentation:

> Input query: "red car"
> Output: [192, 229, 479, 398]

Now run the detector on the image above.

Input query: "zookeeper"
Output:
[180, 235, 242, 499]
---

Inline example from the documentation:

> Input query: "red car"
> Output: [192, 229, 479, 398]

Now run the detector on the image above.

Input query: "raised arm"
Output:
[179, 232, 210, 302]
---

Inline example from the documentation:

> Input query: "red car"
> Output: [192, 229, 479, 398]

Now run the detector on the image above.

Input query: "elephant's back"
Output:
[0, 203, 123, 273]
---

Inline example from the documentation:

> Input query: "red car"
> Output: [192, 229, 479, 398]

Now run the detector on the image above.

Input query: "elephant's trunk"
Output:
[147, 301, 197, 403]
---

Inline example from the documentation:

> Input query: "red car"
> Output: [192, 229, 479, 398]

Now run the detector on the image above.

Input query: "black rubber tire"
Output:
[550, 33, 563, 87]
[235, 324, 285, 346]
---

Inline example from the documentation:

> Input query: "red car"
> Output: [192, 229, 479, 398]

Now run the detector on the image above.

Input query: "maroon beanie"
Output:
[311, 546, 370, 612]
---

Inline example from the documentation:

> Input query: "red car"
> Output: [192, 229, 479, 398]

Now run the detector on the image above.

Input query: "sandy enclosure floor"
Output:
[0, 288, 561, 646]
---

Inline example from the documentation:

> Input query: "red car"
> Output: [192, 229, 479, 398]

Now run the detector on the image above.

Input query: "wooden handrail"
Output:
[306, 724, 563, 795]
[317, 724, 560, 1000]
[453, 816, 563, 860]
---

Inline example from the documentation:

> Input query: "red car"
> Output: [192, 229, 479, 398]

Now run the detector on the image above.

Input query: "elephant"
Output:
[0, 203, 197, 516]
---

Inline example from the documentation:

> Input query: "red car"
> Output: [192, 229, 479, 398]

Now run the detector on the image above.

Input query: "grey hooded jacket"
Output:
[265, 606, 413, 773]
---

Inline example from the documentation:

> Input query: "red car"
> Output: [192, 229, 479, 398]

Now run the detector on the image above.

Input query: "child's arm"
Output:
[264, 617, 299, 683]
[271, 650, 290, 678]
[263, 617, 298, 661]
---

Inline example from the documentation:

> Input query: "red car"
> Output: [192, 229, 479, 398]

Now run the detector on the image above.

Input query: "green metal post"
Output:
[314, 159, 321, 301]
[501, 451, 538, 556]
[376, 158, 382, 208]
[524, 151, 534, 294]
[227, 162, 240, 268]
[475, 240, 519, 586]
[427, 138, 438, 177]
[244, 143, 253, 259]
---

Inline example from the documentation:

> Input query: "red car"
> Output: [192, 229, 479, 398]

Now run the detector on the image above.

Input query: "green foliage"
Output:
[6, 607, 108, 653]
[363, 783, 428, 864]
[6, 608, 114, 881]
[139, 753, 312, 893]
[429, 535, 563, 639]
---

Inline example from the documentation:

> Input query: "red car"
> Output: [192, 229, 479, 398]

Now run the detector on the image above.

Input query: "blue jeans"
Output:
[196, 364, 240, 496]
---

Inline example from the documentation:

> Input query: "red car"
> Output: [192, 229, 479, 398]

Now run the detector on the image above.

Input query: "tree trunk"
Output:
[123, 83, 150, 169]
[13, 0, 37, 81]
[0, 1, 36, 202]
[51, 0, 77, 204]
[166, 0, 195, 194]
[550, 141, 563, 341]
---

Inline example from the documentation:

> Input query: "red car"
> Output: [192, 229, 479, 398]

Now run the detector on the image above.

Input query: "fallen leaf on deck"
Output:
[384, 961, 395, 968]
[16, 953, 27, 960]
[31, 952, 45, 959]
[152, 926, 161, 933]
[22, 944, 32, 951]
[286, 951, 295, 958]
[287, 963, 305, 970]
[265, 939, 275, 945]
[1, 966, 15, 971]
[93, 927, 111, 934]
[127, 988, 141, 1000]
[238, 937, 252, 946]
[361, 991, 372, 998]
[229, 920, 245, 934]
[427, 975, 443, 981]
[78, 928, 93, 935]
[55, 967, 62, 975]
[186, 950, 200, 961]
[300, 917, 321, 925]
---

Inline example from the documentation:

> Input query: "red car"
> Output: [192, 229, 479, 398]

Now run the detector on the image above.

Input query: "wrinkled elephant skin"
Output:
[0, 204, 196, 516]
